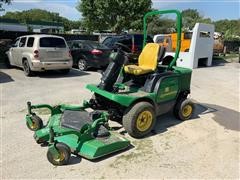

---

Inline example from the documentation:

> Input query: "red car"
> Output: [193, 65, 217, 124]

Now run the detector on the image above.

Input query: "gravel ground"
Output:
[1, 61, 239, 179]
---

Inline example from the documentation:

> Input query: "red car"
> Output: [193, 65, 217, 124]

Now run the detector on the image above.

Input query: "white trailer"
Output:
[165, 23, 215, 69]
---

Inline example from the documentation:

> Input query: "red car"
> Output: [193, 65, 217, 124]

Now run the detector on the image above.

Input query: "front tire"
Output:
[26, 114, 43, 131]
[174, 98, 194, 120]
[47, 143, 71, 166]
[123, 102, 156, 138]
[23, 60, 33, 76]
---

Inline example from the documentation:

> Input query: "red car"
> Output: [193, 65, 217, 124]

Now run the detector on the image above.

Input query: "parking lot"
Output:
[1, 60, 239, 179]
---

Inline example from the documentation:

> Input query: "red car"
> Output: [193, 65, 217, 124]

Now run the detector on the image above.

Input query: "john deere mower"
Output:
[25, 10, 194, 166]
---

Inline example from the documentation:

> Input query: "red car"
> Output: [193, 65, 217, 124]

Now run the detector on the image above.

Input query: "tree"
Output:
[182, 9, 212, 30]
[214, 19, 240, 40]
[77, 0, 152, 33]
[1, 9, 82, 31]
[0, 0, 11, 11]
[147, 16, 175, 35]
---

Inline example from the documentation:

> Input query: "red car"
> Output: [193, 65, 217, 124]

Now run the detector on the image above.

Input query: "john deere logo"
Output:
[165, 87, 170, 92]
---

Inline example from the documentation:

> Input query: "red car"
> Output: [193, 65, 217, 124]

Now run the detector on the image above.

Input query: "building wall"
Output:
[29, 24, 64, 33]
[0, 22, 64, 33]
[0, 23, 28, 32]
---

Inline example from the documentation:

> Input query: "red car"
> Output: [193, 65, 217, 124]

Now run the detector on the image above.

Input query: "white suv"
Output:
[6, 34, 73, 76]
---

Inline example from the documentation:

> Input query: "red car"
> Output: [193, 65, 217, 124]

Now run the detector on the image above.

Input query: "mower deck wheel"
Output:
[26, 115, 43, 131]
[47, 143, 71, 166]
[174, 98, 194, 120]
[123, 102, 156, 138]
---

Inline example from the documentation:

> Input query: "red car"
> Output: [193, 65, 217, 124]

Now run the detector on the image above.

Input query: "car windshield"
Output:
[40, 37, 66, 48]
[87, 41, 109, 49]
[134, 35, 153, 45]
[156, 36, 165, 43]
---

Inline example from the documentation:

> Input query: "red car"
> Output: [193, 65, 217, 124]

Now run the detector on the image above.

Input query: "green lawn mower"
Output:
[25, 9, 194, 166]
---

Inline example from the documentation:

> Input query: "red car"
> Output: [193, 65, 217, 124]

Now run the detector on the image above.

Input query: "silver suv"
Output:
[7, 34, 73, 76]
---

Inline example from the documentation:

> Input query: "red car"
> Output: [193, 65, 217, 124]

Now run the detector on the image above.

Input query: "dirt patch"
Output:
[109, 138, 155, 169]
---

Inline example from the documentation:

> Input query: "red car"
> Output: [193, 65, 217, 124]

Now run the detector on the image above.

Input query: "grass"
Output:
[109, 138, 155, 169]
[213, 53, 239, 63]
[225, 53, 239, 59]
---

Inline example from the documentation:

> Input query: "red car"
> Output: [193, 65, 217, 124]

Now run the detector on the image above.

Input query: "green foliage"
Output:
[0, 0, 11, 10]
[77, 0, 152, 33]
[147, 16, 175, 35]
[0, 0, 11, 5]
[1, 9, 82, 31]
[214, 19, 240, 40]
[182, 9, 212, 30]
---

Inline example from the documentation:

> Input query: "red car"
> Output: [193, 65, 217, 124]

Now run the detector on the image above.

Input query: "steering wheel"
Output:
[115, 42, 132, 53]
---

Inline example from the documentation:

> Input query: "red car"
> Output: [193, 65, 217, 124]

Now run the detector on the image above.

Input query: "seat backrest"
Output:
[138, 43, 160, 71]
[157, 46, 166, 62]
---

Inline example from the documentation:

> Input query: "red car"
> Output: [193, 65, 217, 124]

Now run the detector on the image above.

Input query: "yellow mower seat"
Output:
[124, 43, 160, 75]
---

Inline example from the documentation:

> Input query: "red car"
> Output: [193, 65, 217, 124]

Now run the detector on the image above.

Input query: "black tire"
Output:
[47, 143, 71, 166]
[60, 69, 70, 74]
[26, 115, 43, 131]
[22, 60, 33, 76]
[78, 59, 87, 71]
[184, 49, 189, 52]
[174, 98, 194, 121]
[123, 102, 156, 138]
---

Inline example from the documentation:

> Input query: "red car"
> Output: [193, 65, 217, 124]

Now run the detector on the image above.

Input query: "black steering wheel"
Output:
[115, 42, 132, 53]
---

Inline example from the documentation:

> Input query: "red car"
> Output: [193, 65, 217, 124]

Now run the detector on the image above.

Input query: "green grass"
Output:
[225, 53, 239, 59]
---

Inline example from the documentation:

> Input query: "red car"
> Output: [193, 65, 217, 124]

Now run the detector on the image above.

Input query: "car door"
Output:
[8, 38, 20, 66]
[16, 37, 27, 66]
[70, 41, 84, 64]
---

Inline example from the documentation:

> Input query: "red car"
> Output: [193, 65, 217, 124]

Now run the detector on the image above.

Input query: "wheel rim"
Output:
[54, 151, 65, 162]
[30, 121, 37, 129]
[23, 61, 29, 74]
[182, 104, 193, 117]
[136, 110, 153, 132]
[78, 60, 85, 70]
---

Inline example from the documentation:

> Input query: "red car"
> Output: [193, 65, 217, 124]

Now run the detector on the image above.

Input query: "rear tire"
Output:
[174, 98, 194, 121]
[123, 102, 156, 138]
[47, 143, 71, 166]
[23, 60, 33, 76]
[78, 59, 87, 71]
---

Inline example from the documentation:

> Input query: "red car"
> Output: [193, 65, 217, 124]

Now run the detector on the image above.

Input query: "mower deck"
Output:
[26, 106, 130, 164]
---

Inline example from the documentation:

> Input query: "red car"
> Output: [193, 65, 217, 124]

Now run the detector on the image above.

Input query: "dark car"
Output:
[102, 34, 153, 60]
[67, 40, 111, 71]
[0, 39, 12, 67]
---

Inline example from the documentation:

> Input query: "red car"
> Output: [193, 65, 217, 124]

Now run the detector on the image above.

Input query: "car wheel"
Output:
[23, 60, 33, 76]
[123, 102, 156, 138]
[78, 59, 87, 71]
